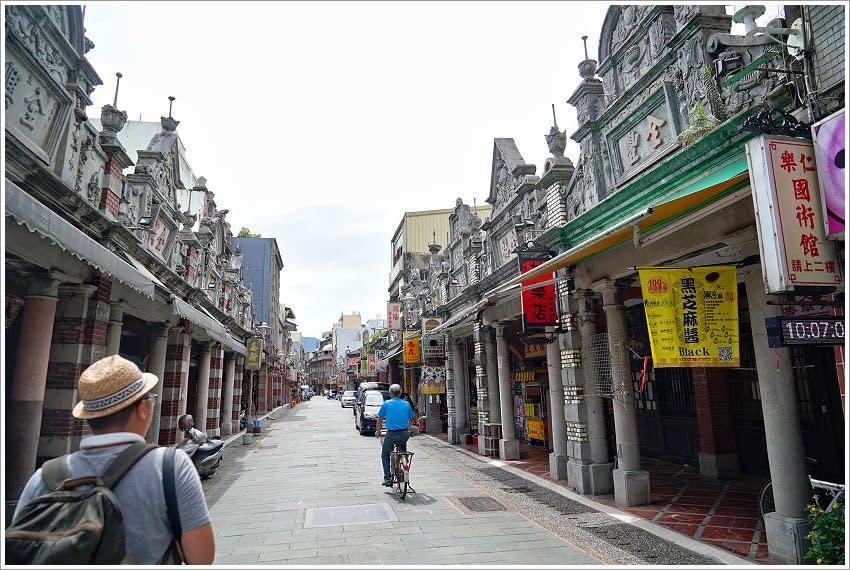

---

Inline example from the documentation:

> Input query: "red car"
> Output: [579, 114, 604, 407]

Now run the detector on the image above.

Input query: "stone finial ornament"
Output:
[545, 104, 567, 156]
[161, 96, 179, 132]
[100, 72, 127, 134]
[578, 35, 598, 79]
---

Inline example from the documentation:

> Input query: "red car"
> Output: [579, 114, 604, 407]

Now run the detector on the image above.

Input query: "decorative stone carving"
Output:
[86, 170, 101, 204]
[100, 104, 127, 134]
[6, 6, 68, 85]
[545, 125, 567, 157]
[673, 5, 698, 30]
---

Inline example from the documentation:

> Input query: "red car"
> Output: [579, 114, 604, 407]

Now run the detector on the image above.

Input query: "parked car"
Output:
[340, 390, 356, 408]
[352, 382, 390, 415]
[327, 390, 338, 399]
[355, 390, 391, 435]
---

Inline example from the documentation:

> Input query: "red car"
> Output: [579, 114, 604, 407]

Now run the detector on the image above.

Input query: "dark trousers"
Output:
[381, 430, 410, 479]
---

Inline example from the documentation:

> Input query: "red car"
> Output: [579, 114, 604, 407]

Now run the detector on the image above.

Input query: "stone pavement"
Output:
[205, 397, 749, 566]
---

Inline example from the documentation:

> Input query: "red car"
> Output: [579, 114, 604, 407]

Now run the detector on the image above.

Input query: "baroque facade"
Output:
[4, 5, 268, 503]
[422, 5, 844, 565]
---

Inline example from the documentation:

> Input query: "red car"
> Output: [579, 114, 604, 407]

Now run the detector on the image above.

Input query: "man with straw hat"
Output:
[11, 354, 215, 564]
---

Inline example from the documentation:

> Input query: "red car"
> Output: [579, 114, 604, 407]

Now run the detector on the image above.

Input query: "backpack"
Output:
[5, 441, 156, 565]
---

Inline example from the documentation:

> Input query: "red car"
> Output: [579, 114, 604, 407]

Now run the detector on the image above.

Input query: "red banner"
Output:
[520, 258, 558, 329]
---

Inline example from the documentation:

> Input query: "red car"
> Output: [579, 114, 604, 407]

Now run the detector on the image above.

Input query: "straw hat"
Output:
[72, 355, 159, 419]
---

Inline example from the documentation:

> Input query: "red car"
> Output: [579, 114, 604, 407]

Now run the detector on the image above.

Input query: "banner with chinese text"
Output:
[403, 335, 421, 365]
[387, 302, 402, 330]
[518, 256, 558, 331]
[245, 338, 261, 370]
[746, 135, 843, 292]
[638, 266, 740, 367]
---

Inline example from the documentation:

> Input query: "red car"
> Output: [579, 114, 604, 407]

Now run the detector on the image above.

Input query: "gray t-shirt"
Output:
[12, 433, 211, 565]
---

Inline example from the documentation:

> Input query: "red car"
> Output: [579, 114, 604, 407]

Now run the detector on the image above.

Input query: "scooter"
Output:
[239, 409, 247, 431]
[176, 414, 224, 479]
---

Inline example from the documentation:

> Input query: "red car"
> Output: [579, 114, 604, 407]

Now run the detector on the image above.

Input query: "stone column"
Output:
[106, 302, 126, 355]
[568, 289, 613, 495]
[195, 342, 212, 433]
[495, 324, 520, 459]
[450, 338, 469, 442]
[744, 266, 810, 564]
[593, 279, 649, 506]
[160, 326, 191, 445]
[546, 326, 568, 479]
[473, 322, 489, 454]
[221, 353, 237, 436]
[6, 275, 60, 499]
[484, 326, 501, 424]
[146, 324, 170, 444]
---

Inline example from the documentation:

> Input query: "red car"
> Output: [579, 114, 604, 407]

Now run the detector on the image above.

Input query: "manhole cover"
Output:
[457, 496, 506, 512]
[304, 503, 397, 528]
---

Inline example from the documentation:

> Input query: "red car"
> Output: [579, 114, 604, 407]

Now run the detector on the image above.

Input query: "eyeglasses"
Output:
[142, 392, 159, 402]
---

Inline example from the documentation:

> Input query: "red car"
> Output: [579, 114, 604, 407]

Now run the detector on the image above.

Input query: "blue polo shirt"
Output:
[378, 397, 414, 430]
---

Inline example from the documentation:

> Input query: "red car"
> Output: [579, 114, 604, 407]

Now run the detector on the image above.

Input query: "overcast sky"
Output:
[80, 2, 759, 339]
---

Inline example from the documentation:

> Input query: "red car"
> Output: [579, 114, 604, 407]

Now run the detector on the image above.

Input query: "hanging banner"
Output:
[518, 254, 558, 331]
[367, 353, 376, 376]
[387, 302, 402, 330]
[811, 109, 845, 240]
[638, 266, 740, 367]
[420, 366, 446, 394]
[746, 134, 843, 292]
[403, 335, 420, 365]
[245, 338, 262, 371]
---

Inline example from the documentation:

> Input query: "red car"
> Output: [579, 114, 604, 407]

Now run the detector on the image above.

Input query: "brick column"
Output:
[196, 342, 212, 433]
[206, 344, 223, 437]
[160, 326, 191, 445]
[693, 367, 740, 478]
[6, 275, 60, 500]
[221, 353, 237, 436]
[42, 277, 111, 459]
[232, 355, 244, 428]
[256, 364, 268, 413]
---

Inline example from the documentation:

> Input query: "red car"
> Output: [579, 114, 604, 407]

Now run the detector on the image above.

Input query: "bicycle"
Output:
[379, 427, 416, 500]
[758, 459, 845, 523]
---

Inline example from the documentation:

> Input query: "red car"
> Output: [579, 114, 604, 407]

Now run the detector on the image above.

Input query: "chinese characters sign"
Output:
[367, 354, 376, 376]
[148, 217, 171, 260]
[245, 338, 262, 371]
[387, 302, 402, 330]
[638, 266, 740, 368]
[403, 335, 420, 365]
[518, 256, 558, 331]
[746, 135, 843, 292]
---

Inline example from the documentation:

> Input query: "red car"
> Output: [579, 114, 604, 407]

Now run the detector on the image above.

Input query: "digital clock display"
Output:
[765, 316, 845, 347]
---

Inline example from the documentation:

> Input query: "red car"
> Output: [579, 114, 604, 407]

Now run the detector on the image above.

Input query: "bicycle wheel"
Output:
[395, 466, 408, 500]
[758, 481, 775, 523]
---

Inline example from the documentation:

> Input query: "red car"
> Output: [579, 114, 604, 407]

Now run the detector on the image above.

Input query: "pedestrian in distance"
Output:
[374, 383, 416, 487]
[9, 354, 215, 564]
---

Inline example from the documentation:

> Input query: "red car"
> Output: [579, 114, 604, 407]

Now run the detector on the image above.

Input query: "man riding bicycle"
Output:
[375, 383, 415, 487]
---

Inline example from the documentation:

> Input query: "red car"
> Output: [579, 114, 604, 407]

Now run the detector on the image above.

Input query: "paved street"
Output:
[204, 397, 744, 566]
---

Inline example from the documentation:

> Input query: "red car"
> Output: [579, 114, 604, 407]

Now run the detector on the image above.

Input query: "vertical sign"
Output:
[245, 338, 261, 371]
[746, 134, 843, 292]
[387, 302, 402, 330]
[638, 266, 740, 367]
[811, 109, 845, 240]
[403, 335, 421, 365]
[367, 353, 376, 376]
[518, 256, 558, 332]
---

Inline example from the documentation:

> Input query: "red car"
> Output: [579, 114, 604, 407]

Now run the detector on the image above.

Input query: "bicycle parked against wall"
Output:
[758, 458, 845, 523]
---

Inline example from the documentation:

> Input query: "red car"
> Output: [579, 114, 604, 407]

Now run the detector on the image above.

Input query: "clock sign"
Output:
[765, 316, 845, 347]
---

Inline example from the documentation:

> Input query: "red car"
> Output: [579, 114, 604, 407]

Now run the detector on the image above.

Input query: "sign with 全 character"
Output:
[517, 251, 558, 332]
[746, 135, 843, 292]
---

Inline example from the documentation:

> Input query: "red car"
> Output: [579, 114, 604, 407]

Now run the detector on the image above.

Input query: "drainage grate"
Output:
[457, 496, 506, 512]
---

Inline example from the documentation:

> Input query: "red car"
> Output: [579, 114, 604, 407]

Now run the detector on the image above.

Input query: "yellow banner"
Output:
[527, 418, 546, 441]
[638, 266, 740, 367]
[403, 336, 420, 364]
[245, 338, 262, 371]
